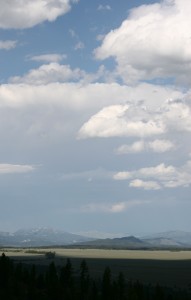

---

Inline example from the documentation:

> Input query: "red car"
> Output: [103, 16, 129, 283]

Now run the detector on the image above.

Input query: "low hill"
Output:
[78, 235, 149, 249]
[142, 231, 191, 247]
[76, 231, 191, 249]
[143, 237, 187, 248]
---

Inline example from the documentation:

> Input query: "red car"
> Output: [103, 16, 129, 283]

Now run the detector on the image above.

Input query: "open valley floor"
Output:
[1, 248, 191, 288]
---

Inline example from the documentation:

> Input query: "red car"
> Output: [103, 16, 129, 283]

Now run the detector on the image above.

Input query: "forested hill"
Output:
[78, 236, 148, 249]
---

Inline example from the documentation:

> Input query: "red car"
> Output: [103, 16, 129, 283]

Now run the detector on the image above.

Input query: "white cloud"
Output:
[139, 164, 177, 178]
[0, 80, 189, 162]
[129, 179, 161, 190]
[9, 63, 107, 85]
[114, 162, 191, 189]
[29, 54, 67, 63]
[97, 5, 111, 11]
[117, 139, 175, 154]
[95, 0, 191, 85]
[78, 104, 166, 139]
[113, 171, 132, 181]
[0, 81, 128, 109]
[78, 96, 191, 139]
[162, 100, 191, 132]
[0, 164, 35, 174]
[0, 0, 78, 29]
[148, 139, 175, 153]
[117, 141, 145, 154]
[4, 77, 183, 109]
[0, 40, 17, 50]
[0, 82, 142, 145]
[10, 63, 86, 85]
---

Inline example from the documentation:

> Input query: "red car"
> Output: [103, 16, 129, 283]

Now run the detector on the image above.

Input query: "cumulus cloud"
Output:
[113, 171, 132, 181]
[148, 139, 175, 153]
[162, 100, 191, 132]
[9, 63, 107, 85]
[117, 139, 175, 154]
[2, 74, 188, 149]
[29, 53, 67, 63]
[117, 141, 145, 154]
[5, 77, 183, 108]
[10, 63, 86, 85]
[95, 0, 191, 85]
[0, 80, 189, 160]
[0, 164, 35, 174]
[0, 81, 127, 109]
[78, 96, 191, 139]
[0, 82, 144, 145]
[114, 161, 191, 189]
[0, 40, 17, 50]
[78, 104, 165, 139]
[0, 0, 78, 29]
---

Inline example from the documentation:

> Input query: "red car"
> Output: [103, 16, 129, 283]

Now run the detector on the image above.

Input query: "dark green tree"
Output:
[0, 253, 13, 287]
[59, 258, 73, 299]
[80, 259, 90, 299]
[102, 266, 112, 300]
[154, 283, 165, 300]
[46, 262, 59, 300]
[117, 271, 125, 300]
[90, 280, 99, 300]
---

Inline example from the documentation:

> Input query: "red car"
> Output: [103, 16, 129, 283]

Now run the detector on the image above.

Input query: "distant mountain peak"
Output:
[0, 228, 92, 247]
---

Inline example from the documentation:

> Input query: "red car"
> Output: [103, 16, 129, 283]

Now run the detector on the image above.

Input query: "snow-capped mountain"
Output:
[0, 227, 92, 247]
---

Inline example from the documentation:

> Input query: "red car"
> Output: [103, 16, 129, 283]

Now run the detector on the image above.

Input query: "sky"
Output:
[0, 0, 191, 237]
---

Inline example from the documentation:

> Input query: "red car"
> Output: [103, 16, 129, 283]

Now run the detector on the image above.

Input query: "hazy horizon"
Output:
[1, 226, 191, 241]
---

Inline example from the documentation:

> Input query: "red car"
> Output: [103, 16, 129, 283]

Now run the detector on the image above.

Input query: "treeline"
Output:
[0, 253, 190, 300]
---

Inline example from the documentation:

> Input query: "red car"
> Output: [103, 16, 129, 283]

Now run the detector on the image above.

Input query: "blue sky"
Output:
[0, 0, 191, 237]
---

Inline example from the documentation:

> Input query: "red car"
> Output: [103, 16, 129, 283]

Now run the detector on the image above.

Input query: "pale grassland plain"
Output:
[50, 248, 191, 260]
[2, 248, 191, 260]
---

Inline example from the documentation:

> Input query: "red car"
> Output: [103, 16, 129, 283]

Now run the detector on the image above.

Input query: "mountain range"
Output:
[0, 228, 91, 247]
[1, 228, 191, 248]
[78, 231, 191, 249]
